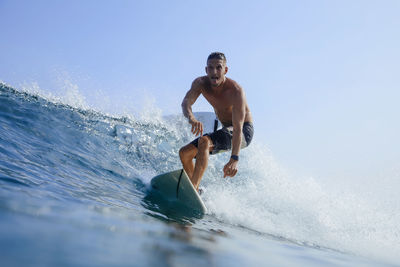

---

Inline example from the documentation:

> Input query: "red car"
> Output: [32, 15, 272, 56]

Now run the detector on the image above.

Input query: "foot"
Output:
[198, 187, 205, 195]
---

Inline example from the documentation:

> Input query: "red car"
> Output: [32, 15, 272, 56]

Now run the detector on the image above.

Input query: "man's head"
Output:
[206, 52, 228, 87]
[207, 52, 226, 63]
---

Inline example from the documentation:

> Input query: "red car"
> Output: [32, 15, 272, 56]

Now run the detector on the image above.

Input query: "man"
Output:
[179, 52, 254, 191]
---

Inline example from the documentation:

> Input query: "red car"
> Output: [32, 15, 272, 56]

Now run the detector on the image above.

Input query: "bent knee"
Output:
[179, 144, 197, 160]
[198, 136, 211, 150]
[179, 146, 187, 159]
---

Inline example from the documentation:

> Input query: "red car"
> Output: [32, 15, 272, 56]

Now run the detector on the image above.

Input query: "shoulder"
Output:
[186, 76, 208, 96]
[226, 78, 244, 96]
[192, 76, 208, 88]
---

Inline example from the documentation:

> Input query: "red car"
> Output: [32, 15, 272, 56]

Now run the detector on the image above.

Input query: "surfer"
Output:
[179, 52, 254, 191]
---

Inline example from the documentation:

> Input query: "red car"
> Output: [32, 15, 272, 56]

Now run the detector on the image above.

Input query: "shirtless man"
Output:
[179, 52, 254, 191]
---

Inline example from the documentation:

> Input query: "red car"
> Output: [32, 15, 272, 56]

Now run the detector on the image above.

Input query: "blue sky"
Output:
[1, 0, 399, 182]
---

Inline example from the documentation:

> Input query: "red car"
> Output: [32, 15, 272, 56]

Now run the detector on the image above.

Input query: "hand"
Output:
[223, 158, 238, 178]
[189, 118, 203, 136]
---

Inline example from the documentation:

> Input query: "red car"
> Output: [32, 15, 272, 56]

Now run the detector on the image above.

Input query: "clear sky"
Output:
[1, 0, 399, 183]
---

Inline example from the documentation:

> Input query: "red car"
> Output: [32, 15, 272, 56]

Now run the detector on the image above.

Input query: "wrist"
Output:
[230, 155, 239, 161]
[188, 116, 196, 123]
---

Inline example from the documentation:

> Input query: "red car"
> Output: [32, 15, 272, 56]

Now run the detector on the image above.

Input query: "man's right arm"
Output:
[181, 78, 203, 136]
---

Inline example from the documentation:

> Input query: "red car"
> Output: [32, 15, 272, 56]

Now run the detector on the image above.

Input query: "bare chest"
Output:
[202, 89, 234, 123]
[202, 89, 232, 108]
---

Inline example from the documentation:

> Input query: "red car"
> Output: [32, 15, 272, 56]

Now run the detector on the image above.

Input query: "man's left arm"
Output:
[223, 88, 245, 178]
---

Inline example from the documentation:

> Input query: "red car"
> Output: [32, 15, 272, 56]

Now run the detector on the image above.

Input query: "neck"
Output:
[211, 76, 226, 90]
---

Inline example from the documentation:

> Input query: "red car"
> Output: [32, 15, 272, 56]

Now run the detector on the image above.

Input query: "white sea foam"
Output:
[7, 81, 399, 264]
[87, 89, 400, 263]
[200, 142, 400, 264]
[19, 80, 89, 110]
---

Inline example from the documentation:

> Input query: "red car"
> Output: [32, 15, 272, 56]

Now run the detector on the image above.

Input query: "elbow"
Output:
[181, 100, 187, 110]
[181, 99, 188, 108]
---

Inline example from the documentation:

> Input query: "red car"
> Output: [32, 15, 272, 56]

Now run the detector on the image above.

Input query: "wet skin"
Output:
[180, 58, 253, 189]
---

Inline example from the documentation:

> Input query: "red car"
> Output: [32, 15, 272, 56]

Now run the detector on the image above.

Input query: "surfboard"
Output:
[143, 112, 215, 219]
[150, 169, 207, 215]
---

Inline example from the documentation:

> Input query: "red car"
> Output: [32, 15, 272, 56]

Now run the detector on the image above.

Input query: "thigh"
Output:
[199, 135, 214, 152]
[188, 135, 214, 154]
[180, 143, 198, 158]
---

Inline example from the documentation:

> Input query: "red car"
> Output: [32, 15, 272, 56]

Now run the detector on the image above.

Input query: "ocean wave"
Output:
[1, 83, 399, 264]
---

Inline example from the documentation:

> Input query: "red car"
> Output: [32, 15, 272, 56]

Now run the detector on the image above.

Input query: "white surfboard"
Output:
[150, 169, 207, 214]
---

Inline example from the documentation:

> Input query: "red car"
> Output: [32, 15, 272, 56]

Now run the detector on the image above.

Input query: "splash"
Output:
[201, 142, 400, 263]
[1, 82, 399, 264]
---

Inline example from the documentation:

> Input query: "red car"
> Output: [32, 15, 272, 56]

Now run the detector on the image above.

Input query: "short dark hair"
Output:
[207, 52, 226, 63]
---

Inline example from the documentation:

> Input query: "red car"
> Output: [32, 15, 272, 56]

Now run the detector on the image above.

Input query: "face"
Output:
[205, 59, 228, 87]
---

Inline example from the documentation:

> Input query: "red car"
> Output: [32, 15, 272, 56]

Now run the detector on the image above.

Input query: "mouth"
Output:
[211, 76, 219, 82]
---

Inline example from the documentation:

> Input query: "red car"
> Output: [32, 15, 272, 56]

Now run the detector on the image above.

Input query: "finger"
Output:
[229, 167, 236, 177]
[223, 164, 228, 173]
[232, 169, 237, 177]
[191, 123, 195, 134]
[195, 124, 201, 136]
[198, 123, 202, 136]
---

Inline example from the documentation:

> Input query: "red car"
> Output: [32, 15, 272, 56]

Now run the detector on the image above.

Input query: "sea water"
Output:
[0, 83, 398, 266]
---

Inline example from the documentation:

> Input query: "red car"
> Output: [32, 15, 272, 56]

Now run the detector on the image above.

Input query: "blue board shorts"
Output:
[190, 122, 254, 155]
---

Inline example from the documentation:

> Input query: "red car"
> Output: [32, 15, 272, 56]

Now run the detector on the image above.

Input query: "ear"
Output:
[224, 66, 228, 74]
[205, 66, 208, 74]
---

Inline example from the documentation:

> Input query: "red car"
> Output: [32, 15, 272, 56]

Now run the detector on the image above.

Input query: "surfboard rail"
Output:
[150, 169, 207, 215]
